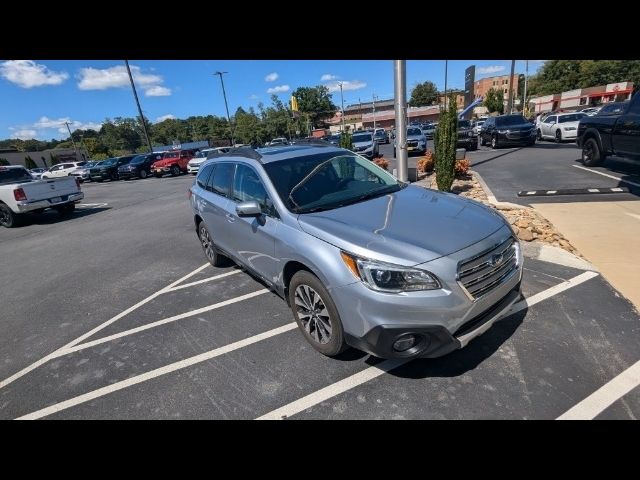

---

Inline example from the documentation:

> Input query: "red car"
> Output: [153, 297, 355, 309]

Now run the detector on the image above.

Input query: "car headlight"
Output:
[498, 129, 509, 134]
[468, 131, 474, 137]
[564, 127, 576, 131]
[340, 252, 440, 293]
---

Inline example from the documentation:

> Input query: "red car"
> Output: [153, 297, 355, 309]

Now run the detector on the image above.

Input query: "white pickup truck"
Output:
[0, 165, 84, 228]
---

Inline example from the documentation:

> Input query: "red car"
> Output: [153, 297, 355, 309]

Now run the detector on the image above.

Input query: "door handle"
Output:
[225, 213, 236, 223]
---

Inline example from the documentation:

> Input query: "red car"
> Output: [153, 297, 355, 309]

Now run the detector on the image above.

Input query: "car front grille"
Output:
[408, 141, 418, 147]
[457, 237, 518, 299]
[506, 130, 532, 139]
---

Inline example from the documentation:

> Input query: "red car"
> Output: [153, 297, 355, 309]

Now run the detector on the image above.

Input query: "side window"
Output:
[207, 162, 234, 197]
[545, 116, 556, 124]
[628, 98, 640, 115]
[233, 164, 277, 216]
[197, 163, 215, 189]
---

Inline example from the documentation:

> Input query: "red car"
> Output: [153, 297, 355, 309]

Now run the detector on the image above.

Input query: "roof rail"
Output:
[290, 138, 331, 146]
[222, 146, 263, 161]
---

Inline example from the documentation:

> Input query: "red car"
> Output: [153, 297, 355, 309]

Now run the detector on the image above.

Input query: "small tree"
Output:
[339, 130, 353, 150]
[434, 94, 458, 192]
[24, 155, 37, 169]
[484, 88, 504, 114]
[49, 152, 60, 166]
[0, 158, 9, 166]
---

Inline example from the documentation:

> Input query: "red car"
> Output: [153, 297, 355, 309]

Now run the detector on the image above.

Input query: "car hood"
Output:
[500, 123, 534, 130]
[188, 158, 204, 165]
[297, 185, 506, 266]
[406, 134, 425, 141]
[353, 140, 373, 148]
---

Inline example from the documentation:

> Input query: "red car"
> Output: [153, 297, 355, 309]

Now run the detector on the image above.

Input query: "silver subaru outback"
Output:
[189, 144, 523, 359]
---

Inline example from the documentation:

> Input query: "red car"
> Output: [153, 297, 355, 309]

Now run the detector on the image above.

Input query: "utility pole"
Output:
[523, 60, 529, 116]
[124, 60, 153, 153]
[444, 60, 448, 109]
[358, 97, 362, 127]
[372, 93, 377, 130]
[394, 60, 408, 182]
[214, 71, 235, 146]
[338, 82, 345, 133]
[63, 121, 78, 159]
[507, 59, 516, 114]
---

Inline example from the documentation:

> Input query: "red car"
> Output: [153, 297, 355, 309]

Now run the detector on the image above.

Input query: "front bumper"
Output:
[187, 164, 201, 173]
[15, 192, 84, 213]
[562, 130, 578, 140]
[118, 169, 138, 179]
[153, 167, 172, 175]
[498, 131, 536, 145]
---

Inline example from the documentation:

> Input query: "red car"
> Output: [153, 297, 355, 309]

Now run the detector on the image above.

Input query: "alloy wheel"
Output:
[199, 225, 215, 262]
[294, 284, 332, 345]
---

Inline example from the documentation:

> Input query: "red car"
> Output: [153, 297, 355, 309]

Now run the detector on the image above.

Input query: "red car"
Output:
[151, 149, 198, 177]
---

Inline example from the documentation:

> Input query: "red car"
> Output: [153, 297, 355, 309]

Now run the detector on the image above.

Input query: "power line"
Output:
[124, 60, 153, 153]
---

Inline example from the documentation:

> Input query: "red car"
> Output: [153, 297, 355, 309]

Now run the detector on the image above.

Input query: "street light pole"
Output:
[214, 71, 235, 146]
[338, 82, 345, 133]
[444, 59, 448, 109]
[372, 93, 377, 130]
[124, 60, 153, 153]
[523, 60, 529, 116]
[394, 60, 408, 182]
[507, 59, 516, 114]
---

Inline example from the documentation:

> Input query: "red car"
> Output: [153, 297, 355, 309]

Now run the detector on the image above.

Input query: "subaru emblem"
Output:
[490, 253, 504, 267]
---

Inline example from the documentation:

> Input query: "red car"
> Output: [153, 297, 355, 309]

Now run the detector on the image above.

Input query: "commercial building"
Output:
[529, 82, 634, 113]
[0, 147, 89, 168]
[473, 74, 520, 101]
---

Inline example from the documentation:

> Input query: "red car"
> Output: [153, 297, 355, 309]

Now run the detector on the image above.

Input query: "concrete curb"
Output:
[472, 170, 527, 210]
[521, 242, 598, 272]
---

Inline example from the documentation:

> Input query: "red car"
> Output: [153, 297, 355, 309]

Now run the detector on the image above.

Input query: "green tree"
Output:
[410, 81, 439, 106]
[339, 130, 353, 150]
[291, 86, 337, 127]
[24, 155, 37, 169]
[0, 158, 9, 166]
[49, 152, 59, 166]
[484, 88, 504, 114]
[434, 94, 458, 192]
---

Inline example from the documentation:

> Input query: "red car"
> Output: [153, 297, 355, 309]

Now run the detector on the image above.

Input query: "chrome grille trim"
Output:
[457, 236, 519, 300]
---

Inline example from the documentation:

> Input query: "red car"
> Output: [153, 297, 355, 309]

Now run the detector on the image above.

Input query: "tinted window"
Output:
[599, 103, 625, 115]
[233, 164, 276, 216]
[544, 116, 557, 124]
[0, 167, 33, 185]
[496, 115, 528, 126]
[407, 128, 422, 136]
[628, 99, 640, 115]
[559, 114, 585, 123]
[352, 133, 373, 143]
[458, 120, 471, 128]
[197, 163, 215, 189]
[207, 162, 234, 196]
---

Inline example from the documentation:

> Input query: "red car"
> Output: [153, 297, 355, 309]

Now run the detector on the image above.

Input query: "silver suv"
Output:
[189, 144, 523, 359]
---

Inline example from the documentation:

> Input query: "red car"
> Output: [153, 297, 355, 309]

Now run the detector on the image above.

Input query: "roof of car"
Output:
[209, 144, 348, 165]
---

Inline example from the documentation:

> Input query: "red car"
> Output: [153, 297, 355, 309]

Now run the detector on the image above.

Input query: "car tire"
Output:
[198, 222, 227, 267]
[393, 147, 396, 158]
[480, 136, 486, 146]
[491, 135, 498, 149]
[170, 165, 180, 176]
[288, 270, 348, 357]
[110, 172, 118, 181]
[555, 130, 562, 143]
[0, 203, 22, 228]
[537, 129, 542, 141]
[582, 137, 605, 167]
[139, 169, 148, 179]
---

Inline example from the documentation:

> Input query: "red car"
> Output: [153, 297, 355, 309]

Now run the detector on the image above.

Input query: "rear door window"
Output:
[207, 162, 234, 197]
[197, 163, 215, 189]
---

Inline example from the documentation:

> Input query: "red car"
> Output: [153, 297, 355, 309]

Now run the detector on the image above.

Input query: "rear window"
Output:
[559, 114, 585, 123]
[163, 152, 179, 159]
[0, 167, 33, 185]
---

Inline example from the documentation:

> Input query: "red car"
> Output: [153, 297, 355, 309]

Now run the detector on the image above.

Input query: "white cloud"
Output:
[267, 84, 290, 94]
[155, 114, 176, 123]
[265, 72, 279, 82]
[0, 60, 69, 88]
[477, 65, 506, 75]
[77, 65, 168, 95]
[249, 94, 259, 100]
[145, 86, 171, 97]
[32, 116, 103, 133]
[324, 80, 367, 93]
[321, 74, 337, 81]
[34, 116, 71, 129]
[10, 129, 38, 140]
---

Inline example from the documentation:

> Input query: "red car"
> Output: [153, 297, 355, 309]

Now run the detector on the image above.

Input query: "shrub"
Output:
[24, 155, 37, 169]
[0, 158, 9, 166]
[434, 94, 457, 191]
[417, 151, 434, 172]
[49, 152, 60, 166]
[373, 157, 389, 171]
[339, 130, 353, 150]
[454, 159, 470, 177]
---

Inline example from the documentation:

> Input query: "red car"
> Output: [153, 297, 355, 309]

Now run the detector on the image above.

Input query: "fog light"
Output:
[393, 334, 417, 352]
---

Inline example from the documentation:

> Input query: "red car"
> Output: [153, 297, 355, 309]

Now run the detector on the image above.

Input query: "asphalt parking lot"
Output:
[1, 171, 640, 419]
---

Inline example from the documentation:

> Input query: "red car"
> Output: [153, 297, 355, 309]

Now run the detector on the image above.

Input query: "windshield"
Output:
[101, 158, 117, 166]
[0, 167, 33, 185]
[130, 155, 147, 164]
[559, 114, 585, 123]
[458, 120, 471, 128]
[352, 133, 373, 143]
[264, 153, 401, 214]
[195, 150, 210, 158]
[496, 115, 528, 127]
[407, 127, 422, 136]
[163, 152, 179, 159]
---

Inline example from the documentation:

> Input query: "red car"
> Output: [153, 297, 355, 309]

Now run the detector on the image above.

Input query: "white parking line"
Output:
[54, 289, 270, 358]
[0, 263, 210, 391]
[16, 323, 299, 420]
[557, 359, 640, 420]
[257, 271, 599, 420]
[166, 270, 241, 292]
[588, 188, 600, 193]
[572, 165, 640, 188]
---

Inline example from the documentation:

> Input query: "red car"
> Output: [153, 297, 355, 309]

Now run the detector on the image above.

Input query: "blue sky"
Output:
[0, 60, 544, 140]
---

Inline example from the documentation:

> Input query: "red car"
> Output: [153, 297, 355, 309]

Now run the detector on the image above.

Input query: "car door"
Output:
[542, 115, 557, 138]
[222, 162, 280, 283]
[200, 162, 235, 256]
[612, 99, 640, 157]
[482, 118, 494, 143]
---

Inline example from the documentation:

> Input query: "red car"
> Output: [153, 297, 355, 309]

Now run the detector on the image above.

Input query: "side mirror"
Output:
[236, 201, 262, 217]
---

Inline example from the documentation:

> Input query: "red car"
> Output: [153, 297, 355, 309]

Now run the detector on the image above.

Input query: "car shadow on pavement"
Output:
[470, 147, 526, 168]
[378, 308, 528, 379]
[18, 207, 111, 226]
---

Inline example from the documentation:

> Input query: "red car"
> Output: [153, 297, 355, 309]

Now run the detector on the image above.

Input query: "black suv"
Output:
[89, 155, 137, 182]
[456, 120, 478, 151]
[480, 114, 536, 149]
[117, 153, 163, 180]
